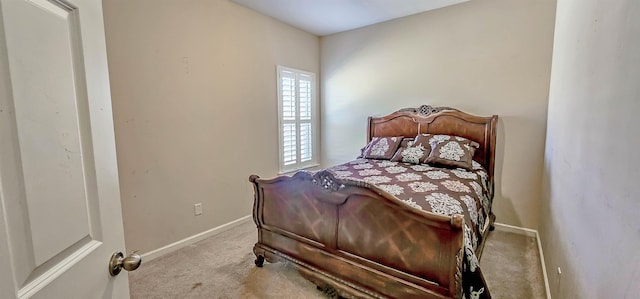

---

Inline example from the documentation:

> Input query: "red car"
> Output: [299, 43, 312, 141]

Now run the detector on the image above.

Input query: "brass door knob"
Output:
[109, 251, 142, 276]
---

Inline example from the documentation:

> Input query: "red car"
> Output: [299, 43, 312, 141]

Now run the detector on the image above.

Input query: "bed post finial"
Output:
[450, 214, 464, 229]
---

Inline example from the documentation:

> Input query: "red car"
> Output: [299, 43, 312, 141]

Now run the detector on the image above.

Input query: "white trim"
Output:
[493, 223, 552, 299]
[493, 222, 537, 237]
[536, 229, 552, 299]
[18, 240, 102, 298]
[278, 163, 320, 175]
[140, 215, 252, 262]
[276, 65, 319, 174]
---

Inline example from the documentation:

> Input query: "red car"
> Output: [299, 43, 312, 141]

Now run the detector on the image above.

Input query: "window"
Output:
[277, 66, 318, 173]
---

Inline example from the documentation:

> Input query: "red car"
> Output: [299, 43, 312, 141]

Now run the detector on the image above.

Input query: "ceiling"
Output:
[230, 0, 470, 36]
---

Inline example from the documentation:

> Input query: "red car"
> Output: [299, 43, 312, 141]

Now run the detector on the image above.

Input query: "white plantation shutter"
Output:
[280, 71, 297, 166]
[282, 123, 296, 165]
[299, 74, 313, 162]
[281, 72, 296, 121]
[300, 123, 312, 162]
[277, 66, 317, 172]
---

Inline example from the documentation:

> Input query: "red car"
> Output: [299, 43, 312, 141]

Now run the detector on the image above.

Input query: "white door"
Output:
[0, 0, 131, 298]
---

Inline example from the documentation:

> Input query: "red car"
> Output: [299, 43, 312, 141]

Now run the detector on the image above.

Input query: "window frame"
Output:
[276, 65, 319, 174]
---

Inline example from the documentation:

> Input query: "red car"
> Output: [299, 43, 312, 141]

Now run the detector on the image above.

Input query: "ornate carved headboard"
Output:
[367, 105, 498, 194]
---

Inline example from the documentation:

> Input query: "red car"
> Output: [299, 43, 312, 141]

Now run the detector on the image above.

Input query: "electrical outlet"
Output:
[194, 203, 202, 216]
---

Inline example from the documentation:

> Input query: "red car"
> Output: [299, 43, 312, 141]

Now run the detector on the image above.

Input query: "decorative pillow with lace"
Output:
[362, 136, 403, 160]
[423, 135, 479, 170]
[390, 137, 431, 164]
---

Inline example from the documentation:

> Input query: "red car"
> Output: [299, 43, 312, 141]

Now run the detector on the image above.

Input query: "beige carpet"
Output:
[480, 229, 546, 299]
[129, 221, 545, 298]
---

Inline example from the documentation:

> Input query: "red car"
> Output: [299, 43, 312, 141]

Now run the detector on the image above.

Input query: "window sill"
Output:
[279, 163, 320, 176]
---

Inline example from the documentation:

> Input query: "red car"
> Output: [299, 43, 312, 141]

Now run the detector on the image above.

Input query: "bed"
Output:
[250, 105, 498, 299]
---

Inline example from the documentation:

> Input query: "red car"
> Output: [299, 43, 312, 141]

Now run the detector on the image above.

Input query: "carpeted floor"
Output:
[480, 229, 546, 298]
[129, 220, 545, 298]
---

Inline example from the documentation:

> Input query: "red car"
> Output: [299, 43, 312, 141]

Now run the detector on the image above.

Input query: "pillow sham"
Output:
[357, 145, 367, 158]
[398, 137, 414, 148]
[362, 136, 403, 160]
[391, 137, 431, 164]
[412, 133, 433, 148]
[424, 135, 479, 170]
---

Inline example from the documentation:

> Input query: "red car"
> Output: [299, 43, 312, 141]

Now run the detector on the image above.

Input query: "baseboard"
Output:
[138, 218, 552, 298]
[493, 223, 552, 299]
[493, 222, 537, 237]
[141, 215, 253, 262]
[535, 230, 552, 299]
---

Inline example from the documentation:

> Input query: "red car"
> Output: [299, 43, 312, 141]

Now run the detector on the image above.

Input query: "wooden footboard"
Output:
[250, 170, 467, 299]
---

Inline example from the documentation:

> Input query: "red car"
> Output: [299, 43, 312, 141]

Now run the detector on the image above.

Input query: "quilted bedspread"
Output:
[326, 158, 492, 299]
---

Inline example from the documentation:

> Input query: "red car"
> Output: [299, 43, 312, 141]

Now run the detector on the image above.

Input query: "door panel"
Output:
[10, 0, 98, 269]
[0, 0, 129, 297]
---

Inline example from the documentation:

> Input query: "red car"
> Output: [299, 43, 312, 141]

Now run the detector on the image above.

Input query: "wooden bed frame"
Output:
[250, 105, 498, 298]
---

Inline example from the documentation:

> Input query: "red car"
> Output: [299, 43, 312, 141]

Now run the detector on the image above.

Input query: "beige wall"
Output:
[103, 0, 319, 253]
[320, 0, 556, 229]
[540, 0, 640, 298]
